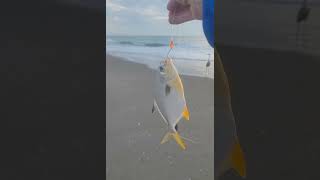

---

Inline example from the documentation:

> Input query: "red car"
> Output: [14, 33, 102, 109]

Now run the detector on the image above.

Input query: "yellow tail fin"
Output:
[182, 106, 190, 121]
[172, 132, 186, 150]
[160, 132, 186, 150]
[160, 132, 171, 144]
[231, 139, 246, 178]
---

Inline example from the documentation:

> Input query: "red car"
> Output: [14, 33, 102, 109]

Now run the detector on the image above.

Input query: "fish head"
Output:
[159, 58, 177, 80]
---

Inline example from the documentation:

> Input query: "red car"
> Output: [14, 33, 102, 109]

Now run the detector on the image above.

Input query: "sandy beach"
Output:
[107, 54, 214, 180]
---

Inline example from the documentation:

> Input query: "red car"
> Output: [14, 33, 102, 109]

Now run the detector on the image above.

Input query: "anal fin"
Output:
[182, 106, 190, 121]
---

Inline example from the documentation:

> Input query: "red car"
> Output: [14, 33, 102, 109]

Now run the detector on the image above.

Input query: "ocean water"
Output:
[106, 36, 214, 78]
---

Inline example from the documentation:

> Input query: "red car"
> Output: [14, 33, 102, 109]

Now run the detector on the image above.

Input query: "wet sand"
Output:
[107, 54, 214, 180]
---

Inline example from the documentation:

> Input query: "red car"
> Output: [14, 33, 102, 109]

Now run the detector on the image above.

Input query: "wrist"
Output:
[190, 0, 203, 19]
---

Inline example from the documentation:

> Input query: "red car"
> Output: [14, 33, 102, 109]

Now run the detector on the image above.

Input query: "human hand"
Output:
[167, 0, 202, 24]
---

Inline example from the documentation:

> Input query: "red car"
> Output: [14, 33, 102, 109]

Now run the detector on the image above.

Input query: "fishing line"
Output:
[166, 5, 177, 58]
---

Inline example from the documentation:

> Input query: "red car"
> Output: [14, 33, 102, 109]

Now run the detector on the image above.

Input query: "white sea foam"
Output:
[106, 36, 214, 78]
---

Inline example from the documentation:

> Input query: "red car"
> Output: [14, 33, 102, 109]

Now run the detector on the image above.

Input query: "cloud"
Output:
[106, 1, 127, 12]
[112, 16, 122, 22]
[107, 0, 168, 21]
[106, 0, 203, 36]
[134, 6, 168, 21]
[139, 7, 158, 16]
[153, 16, 168, 20]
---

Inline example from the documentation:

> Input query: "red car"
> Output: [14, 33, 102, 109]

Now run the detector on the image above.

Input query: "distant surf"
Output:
[117, 41, 170, 47]
[119, 41, 135, 45]
[144, 43, 167, 47]
[106, 36, 214, 78]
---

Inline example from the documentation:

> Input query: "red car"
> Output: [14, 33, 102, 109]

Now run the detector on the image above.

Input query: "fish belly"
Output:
[152, 71, 186, 127]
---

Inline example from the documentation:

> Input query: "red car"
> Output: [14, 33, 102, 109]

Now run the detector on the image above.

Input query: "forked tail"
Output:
[160, 131, 186, 150]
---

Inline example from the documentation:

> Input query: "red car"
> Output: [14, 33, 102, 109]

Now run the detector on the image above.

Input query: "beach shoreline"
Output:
[106, 35, 214, 79]
[106, 53, 214, 79]
[106, 54, 214, 180]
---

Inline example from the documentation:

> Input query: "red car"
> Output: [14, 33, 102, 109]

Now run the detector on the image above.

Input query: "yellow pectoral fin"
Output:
[182, 106, 190, 121]
[231, 139, 246, 178]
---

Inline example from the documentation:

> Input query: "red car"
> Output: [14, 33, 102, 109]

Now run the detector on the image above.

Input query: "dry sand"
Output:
[107, 54, 214, 180]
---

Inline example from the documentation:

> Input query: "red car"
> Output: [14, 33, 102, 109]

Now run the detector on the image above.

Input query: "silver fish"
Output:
[152, 58, 190, 150]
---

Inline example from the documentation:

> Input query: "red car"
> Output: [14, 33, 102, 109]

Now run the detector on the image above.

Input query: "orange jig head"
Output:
[169, 39, 174, 49]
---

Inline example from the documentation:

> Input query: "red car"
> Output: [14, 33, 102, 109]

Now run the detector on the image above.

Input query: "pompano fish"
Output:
[152, 58, 190, 150]
[215, 50, 246, 178]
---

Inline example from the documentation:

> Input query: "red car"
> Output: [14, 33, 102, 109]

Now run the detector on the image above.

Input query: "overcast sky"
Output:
[106, 0, 204, 36]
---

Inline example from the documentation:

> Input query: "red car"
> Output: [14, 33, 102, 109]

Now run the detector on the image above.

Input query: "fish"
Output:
[152, 58, 190, 150]
[215, 50, 246, 178]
